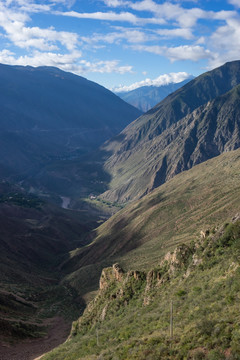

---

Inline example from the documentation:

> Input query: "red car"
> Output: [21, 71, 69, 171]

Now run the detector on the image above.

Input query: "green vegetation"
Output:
[63, 149, 240, 297]
[42, 220, 240, 360]
[0, 278, 84, 341]
[0, 192, 43, 208]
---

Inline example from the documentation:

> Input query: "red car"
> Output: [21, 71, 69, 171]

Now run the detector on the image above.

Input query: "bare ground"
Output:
[0, 316, 71, 360]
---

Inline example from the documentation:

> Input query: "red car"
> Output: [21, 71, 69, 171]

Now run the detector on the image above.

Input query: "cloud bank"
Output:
[114, 72, 191, 92]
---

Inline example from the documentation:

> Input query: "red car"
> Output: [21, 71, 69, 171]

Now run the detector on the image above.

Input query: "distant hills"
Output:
[116, 78, 193, 112]
[100, 61, 240, 203]
[0, 64, 141, 185]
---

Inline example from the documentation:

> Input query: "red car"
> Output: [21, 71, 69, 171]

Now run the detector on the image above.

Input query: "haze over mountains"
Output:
[117, 78, 193, 112]
[0, 63, 141, 187]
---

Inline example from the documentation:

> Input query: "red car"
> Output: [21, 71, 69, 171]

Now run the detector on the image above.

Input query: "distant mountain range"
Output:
[116, 78, 193, 112]
[100, 60, 240, 203]
[0, 63, 141, 182]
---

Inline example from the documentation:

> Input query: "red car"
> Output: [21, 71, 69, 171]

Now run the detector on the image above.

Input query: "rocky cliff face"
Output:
[71, 215, 240, 335]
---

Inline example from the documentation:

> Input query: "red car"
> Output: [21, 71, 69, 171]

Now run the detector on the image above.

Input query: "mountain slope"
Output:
[0, 64, 141, 181]
[100, 61, 240, 203]
[42, 213, 240, 360]
[117, 78, 192, 112]
[61, 149, 240, 297]
[0, 181, 98, 344]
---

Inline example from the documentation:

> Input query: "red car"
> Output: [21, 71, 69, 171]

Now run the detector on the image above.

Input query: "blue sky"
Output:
[0, 0, 240, 91]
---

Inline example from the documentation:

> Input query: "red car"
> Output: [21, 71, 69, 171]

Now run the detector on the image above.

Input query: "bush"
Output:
[207, 349, 225, 360]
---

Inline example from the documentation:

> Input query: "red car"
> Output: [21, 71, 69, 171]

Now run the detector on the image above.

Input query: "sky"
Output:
[0, 0, 240, 92]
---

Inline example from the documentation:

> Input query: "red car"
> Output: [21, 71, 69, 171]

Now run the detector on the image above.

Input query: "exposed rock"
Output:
[200, 230, 209, 239]
[192, 253, 203, 267]
[100, 304, 108, 321]
[232, 213, 240, 222]
[99, 264, 124, 291]
[144, 244, 193, 305]
[112, 263, 124, 281]
[99, 268, 113, 291]
[126, 270, 144, 281]
[161, 244, 192, 273]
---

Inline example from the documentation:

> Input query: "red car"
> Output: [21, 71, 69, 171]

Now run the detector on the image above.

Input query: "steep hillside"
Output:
[0, 181, 98, 346]
[43, 218, 240, 360]
[117, 78, 192, 112]
[61, 149, 240, 297]
[100, 60, 240, 203]
[0, 64, 141, 191]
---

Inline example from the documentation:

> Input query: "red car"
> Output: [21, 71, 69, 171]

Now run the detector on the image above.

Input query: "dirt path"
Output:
[0, 317, 71, 360]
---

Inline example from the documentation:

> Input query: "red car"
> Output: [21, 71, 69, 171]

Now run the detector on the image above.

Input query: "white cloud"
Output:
[50, 0, 76, 5]
[196, 36, 205, 44]
[0, 3, 79, 51]
[102, 0, 129, 6]
[211, 17, 240, 48]
[228, 0, 240, 8]
[5, 0, 51, 13]
[2, 0, 75, 12]
[0, 1, 134, 77]
[166, 45, 213, 62]
[156, 28, 193, 40]
[114, 71, 191, 92]
[208, 17, 240, 68]
[4, 23, 78, 51]
[0, 49, 82, 68]
[131, 44, 213, 62]
[79, 59, 133, 74]
[82, 28, 155, 45]
[0, 49, 132, 75]
[55, 10, 139, 24]
[102, 0, 238, 28]
[1, 0, 240, 86]
[106, 0, 206, 27]
[56, 9, 166, 25]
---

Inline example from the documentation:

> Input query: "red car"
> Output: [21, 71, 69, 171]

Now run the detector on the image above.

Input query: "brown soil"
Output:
[0, 316, 71, 360]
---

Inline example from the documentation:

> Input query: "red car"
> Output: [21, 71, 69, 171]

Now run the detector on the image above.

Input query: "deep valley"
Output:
[1, 61, 240, 360]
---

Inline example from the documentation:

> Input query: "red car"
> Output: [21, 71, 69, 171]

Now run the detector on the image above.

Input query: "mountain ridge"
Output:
[99, 61, 240, 203]
[117, 78, 193, 112]
[0, 63, 141, 194]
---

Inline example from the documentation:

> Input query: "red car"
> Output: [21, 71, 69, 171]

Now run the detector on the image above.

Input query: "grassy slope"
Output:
[62, 149, 240, 297]
[42, 219, 240, 360]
